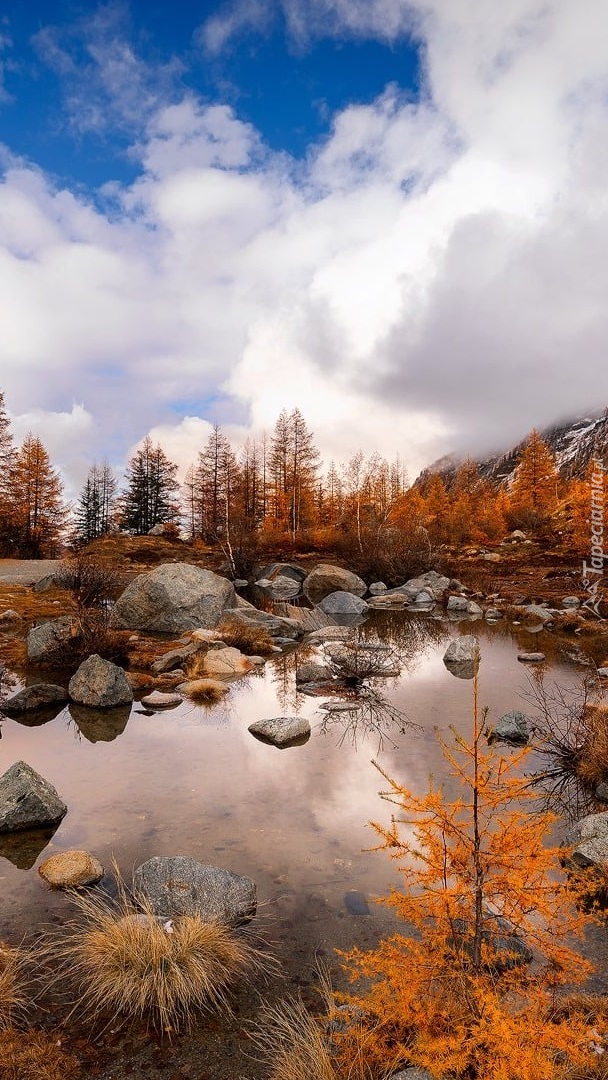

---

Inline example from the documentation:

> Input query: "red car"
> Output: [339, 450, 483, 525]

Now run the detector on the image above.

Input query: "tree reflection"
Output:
[316, 685, 418, 752]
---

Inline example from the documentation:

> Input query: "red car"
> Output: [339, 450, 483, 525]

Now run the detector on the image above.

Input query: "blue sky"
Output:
[1, 1, 420, 186]
[2, 0, 608, 498]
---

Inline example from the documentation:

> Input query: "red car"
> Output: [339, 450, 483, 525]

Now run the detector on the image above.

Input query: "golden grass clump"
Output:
[253, 997, 339, 1080]
[252, 993, 378, 1080]
[0, 1028, 81, 1080]
[55, 885, 268, 1032]
[216, 619, 276, 657]
[575, 703, 608, 788]
[0, 944, 28, 1030]
[182, 677, 229, 706]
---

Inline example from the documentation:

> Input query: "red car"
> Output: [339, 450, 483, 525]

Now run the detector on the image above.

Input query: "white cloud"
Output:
[198, 0, 272, 56]
[2, 0, 608, 496]
[10, 404, 95, 499]
[33, 2, 184, 137]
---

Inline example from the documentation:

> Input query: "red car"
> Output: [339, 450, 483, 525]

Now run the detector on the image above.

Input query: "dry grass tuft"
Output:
[54, 883, 267, 1032]
[575, 703, 608, 788]
[0, 1028, 80, 1079]
[252, 994, 377, 1080]
[0, 944, 28, 1030]
[253, 997, 339, 1080]
[216, 619, 276, 656]
[182, 678, 229, 706]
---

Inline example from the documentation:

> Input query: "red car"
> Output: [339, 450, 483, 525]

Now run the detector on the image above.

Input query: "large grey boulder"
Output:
[69, 655, 133, 708]
[1, 684, 68, 714]
[27, 617, 72, 664]
[248, 716, 311, 747]
[109, 563, 236, 633]
[133, 856, 256, 926]
[318, 591, 369, 616]
[0, 761, 67, 832]
[303, 564, 366, 602]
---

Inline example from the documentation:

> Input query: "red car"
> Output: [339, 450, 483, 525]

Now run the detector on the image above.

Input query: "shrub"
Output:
[0, 1029, 80, 1080]
[53, 881, 269, 1032]
[55, 553, 122, 610]
[182, 678, 229, 706]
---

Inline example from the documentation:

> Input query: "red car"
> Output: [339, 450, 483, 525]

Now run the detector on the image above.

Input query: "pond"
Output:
[0, 610, 603, 1077]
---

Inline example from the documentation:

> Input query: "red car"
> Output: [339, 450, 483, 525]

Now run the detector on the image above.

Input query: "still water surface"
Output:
[0, 613, 590, 959]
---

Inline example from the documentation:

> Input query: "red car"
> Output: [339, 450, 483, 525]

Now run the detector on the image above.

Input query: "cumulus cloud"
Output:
[2, 0, 608, 497]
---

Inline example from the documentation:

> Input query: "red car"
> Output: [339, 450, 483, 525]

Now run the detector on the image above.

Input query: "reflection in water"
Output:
[68, 703, 131, 743]
[317, 685, 417, 752]
[10, 704, 65, 729]
[0, 824, 59, 869]
[0, 612, 597, 974]
[521, 668, 602, 820]
[444, 659, 479, 680]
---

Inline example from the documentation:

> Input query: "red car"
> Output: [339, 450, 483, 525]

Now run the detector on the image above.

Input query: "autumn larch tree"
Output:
[334, 678, 603, 1080]
[191, 425, 240, 542]
[0, 391, 17, 553]
[120, 437, 179, 535]
[9, 434, 65, 556]
[509, 429, 560, 528]
[268, 408, 319, 537]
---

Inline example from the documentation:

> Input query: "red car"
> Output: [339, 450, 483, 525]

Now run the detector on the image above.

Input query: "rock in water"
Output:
[564, 811, 608, 870]
[303, 564, 367, 603]
[443, 636, 480, 664]
[487, 711, 530, 745]
[39, 849, 104, 888]
[1, 684, 68, 714]
[133, 856, 257, 926]
[201, 647, 255, 679]
[0, 761, 67, 833]
[109, 563, 236, 632]
[140, 691, 182, 709]
[318, 591, 369, 615]
[69, 655, 133, 708]
[517, 652, 546, 662]
[248, 716, 311, 747]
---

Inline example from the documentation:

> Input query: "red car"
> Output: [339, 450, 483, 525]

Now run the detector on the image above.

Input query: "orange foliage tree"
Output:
[335, 681, 604, 1080]
[509, 430, 560, 528]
